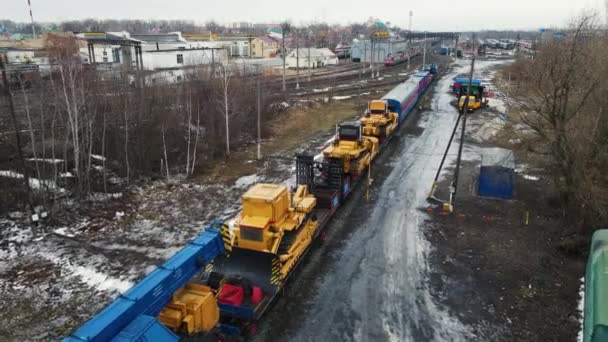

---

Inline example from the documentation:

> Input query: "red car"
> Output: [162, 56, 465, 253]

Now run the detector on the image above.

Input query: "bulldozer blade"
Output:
[211, 248, 280, 295]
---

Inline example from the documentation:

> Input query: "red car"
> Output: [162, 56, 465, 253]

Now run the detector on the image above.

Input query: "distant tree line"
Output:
[1, 19, 378, 47]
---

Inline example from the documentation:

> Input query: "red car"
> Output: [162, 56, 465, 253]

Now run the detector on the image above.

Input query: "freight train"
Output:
[63, 64, 439, 342]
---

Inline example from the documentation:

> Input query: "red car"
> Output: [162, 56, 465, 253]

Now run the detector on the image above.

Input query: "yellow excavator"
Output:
[323, 121, 379, 176]
[360, 100, 398, 143]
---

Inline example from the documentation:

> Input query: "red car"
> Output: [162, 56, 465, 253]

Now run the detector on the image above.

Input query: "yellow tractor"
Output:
[323, 121, 379, 176]
[458, 95, 482, 112]
[360, 100, 398, 142]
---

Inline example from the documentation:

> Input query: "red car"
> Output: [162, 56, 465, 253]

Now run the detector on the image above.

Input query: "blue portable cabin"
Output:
[453, 77, 482, 87]
[440, 47, 448, 55]
[477, 149, 515, 199]
[452, 77, 482, 93]
[381, 77, 419, 124]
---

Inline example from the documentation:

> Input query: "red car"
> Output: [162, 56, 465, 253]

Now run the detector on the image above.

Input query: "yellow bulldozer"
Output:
[216, 183, 318, 290]
[323, 121, 379, 176]
[360, 100, 399, 142]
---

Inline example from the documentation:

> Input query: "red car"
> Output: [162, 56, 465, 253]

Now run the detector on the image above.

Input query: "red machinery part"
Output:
[218, 284, 244, 306]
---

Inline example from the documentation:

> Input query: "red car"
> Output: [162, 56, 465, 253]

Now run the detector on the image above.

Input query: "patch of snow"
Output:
[508, 138, 521, 145]
[59, 172, 74, 178]
[92, 165, 105, 171]
[332, 95, 353, 100]
[53, 227, 75, 238]
[577, 277, 584, 342]
[489, 98, 507, 114]
[8, 211, 23, 219]
[91, 154, 106, 161]
[514, 164, 528, 173]
[71, 265, 133, 293]
[108, 176, 123, 185]
[88, 192, 123, 201]
[27, 158, 63, 164]
[235, 174, 257, 188]
[280, 101, 290, 108]
[523, 174, 539, 181]
[0, 170, 22, 179]
[0, 170, 66, 193]
[115, 211, 125, 220]
[38, 250, 133, 293]
[313, 87, 330, 92]
[468, 116, 505, 143]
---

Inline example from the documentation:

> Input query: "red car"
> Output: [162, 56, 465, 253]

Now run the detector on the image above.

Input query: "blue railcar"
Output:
[382, 70, 434, 124]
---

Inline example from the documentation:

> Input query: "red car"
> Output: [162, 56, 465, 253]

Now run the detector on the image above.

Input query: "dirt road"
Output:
[253, 61, 511, 341]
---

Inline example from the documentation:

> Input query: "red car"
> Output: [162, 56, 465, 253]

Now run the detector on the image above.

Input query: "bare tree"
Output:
[508, 12, 608, 226]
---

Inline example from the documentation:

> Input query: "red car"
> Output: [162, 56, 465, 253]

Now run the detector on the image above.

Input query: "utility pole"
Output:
[450, 55, 476, 209]
[308, 32, 312, 82]
[422, 31, 427, 66]
[407, 11, 413, 70]
[296, 28, 300, 89]
[377, 47, 384, 78]
[0, 57, 33, 213]
[370, 37, 375, 79]
[27, 0, 36, 39]
[281, 22, 290, 92]
[363, 43, 367, 75]
[256, 67, 262, 160]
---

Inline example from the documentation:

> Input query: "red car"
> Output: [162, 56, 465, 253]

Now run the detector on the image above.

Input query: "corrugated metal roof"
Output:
[130, 33, 183, 43]
[256, 36, 279, 44]
[382, 77, 419, 102]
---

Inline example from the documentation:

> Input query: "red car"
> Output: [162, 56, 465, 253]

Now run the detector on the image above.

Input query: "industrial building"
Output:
[351, 38, 409, 63]
[285, 47, 338, 69]
[251, 36, 280, 58]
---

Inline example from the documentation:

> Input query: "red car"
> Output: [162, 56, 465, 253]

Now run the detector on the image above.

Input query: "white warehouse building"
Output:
[141, 48, 227, 71]
[285, 48, 338, 69]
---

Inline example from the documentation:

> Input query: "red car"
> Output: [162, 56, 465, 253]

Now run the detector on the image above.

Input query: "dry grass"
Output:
[199, 100, 360, 182]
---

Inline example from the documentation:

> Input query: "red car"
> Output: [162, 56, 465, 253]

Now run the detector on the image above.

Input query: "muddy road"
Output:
[254, 61, 507, 341]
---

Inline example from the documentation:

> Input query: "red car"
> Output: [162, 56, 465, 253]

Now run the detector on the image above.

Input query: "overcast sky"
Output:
[4, 0, 606, 31]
